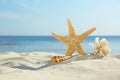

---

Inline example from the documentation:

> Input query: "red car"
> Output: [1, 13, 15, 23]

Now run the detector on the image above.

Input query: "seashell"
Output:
[50, 56, 71, 63]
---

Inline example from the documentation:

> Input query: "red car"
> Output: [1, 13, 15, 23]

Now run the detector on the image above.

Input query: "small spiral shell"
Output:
[50, 56, 71, 63]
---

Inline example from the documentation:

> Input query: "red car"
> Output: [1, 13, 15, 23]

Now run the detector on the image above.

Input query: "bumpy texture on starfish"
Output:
[52, 18, 96, 56]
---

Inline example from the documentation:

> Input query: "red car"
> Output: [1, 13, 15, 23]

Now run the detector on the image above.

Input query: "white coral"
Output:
[90, 37, 111, 57]
[100, 38, 109, 47]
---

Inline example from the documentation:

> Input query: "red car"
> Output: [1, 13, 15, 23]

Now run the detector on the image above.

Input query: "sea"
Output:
[0, 36, 119, 54]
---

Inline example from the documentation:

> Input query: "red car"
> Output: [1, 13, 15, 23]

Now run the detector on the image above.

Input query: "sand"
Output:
[0, 52, 120, 80]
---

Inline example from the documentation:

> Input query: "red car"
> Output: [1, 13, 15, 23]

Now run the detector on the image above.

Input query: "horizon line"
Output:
[0, 35, 120, 37]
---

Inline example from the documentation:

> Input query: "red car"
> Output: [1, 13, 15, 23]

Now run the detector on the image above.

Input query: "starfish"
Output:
[52, 18, 96, 56]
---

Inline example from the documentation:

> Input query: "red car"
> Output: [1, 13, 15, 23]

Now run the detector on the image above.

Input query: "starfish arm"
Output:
[67, 18, 76, 37]
[78, 27, 96, 42]
[52, 32, 68, 44]
[75, 44, 86, 55]
[65, 46, 75, 56]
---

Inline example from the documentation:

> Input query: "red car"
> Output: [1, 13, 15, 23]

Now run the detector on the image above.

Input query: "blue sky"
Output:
[0, 0, 120, 36]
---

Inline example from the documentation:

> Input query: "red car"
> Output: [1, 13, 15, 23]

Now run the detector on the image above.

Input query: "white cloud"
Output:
[0, 12, 32, 20]
[14, 0, 41, 14]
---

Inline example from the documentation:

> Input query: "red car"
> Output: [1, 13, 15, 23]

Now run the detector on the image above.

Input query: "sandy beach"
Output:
[0, 52, 119, 80]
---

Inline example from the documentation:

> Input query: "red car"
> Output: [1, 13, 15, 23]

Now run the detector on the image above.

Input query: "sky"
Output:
[0, 0, 120, 36]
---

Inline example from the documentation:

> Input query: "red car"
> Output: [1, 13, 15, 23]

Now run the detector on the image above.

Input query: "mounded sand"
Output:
[0, 52, 120, 80]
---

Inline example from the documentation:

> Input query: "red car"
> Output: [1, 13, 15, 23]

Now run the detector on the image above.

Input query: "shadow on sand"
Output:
[11, 55, 102, 71]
